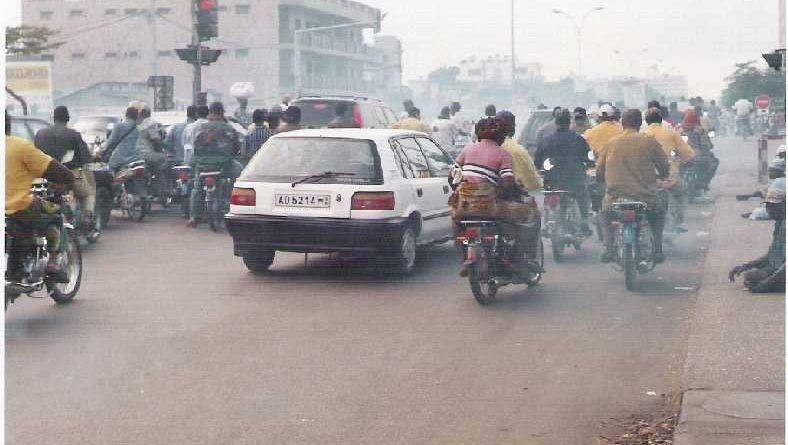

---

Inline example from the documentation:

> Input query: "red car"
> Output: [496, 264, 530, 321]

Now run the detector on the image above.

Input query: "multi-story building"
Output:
[20, 0, 393, 110]
[456, 55, 543, 85]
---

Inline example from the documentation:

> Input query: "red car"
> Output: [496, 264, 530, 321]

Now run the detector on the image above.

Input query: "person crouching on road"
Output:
[729, 177, 786, 293]
[596, 109, 671, 264]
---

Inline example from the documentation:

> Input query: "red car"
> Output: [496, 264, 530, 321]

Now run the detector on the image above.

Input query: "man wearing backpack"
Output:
[187, 102, 242, 227]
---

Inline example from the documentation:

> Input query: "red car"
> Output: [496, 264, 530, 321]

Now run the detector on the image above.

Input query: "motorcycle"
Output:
[192, 166, 233, 231]
[5, 179, 82, 309]
[88, 137, 115, 231]
[609, 201, 657, 290]
[112, 160, 152, 221]
[736, 115, 753, 140]
[172, 164, 193, 218]
[457, 217, 544, 305]
[540, 159, 590, 261]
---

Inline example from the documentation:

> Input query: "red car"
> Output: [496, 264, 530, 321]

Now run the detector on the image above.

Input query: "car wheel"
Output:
[243, 250, 275, 273]
[391, 226, 417, 275]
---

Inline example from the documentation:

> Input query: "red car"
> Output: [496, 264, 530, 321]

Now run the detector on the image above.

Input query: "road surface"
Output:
[6, 136, 757, 444]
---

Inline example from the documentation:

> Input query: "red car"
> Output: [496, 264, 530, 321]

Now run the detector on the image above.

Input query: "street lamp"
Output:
[551, 6, 606, 81]
[293, 20, 381, 96]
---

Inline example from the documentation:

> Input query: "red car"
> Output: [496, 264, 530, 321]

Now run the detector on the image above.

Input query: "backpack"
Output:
[193, 121, 238, 157]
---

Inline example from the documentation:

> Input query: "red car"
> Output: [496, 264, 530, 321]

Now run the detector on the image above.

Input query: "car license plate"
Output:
[275, 194, 331, 208]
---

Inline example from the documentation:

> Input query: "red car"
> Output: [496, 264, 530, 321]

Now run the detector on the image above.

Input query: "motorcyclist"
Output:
[431, 106, 459, 149]
[274, 105, 303, 134]
[597, 109, 670, 264]
[682, 109, 719, 200]
[105, 106, 142, 172]
[536, 106, 562, 146]
[643, 107, 697, 233]
[182, 105, 210, 165]
[451, 117, 523, 276]
[734, 98, 754, 138]
[535, 109, 594, 236]
[570, 107, 592, 135]
[327, 102, 360, 129]
[392, 107, 431, 133]
[6, 111, 75, 281]
[164, 105, 196, 165]
[34, 106, 97, 231]
[187, 102, 242, 227]
[582, 104, 623, 218]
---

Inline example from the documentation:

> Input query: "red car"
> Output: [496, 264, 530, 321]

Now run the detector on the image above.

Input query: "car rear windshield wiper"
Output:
[291, 171, 356, 188]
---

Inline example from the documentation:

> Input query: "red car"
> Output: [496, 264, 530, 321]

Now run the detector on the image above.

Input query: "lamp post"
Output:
[294, 20, 380, 97]
[551, 6, 606, 80]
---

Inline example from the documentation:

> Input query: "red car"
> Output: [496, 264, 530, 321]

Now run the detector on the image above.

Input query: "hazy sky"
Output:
[5, 0, 783, 99]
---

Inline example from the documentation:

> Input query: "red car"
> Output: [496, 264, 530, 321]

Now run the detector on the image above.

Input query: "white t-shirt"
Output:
[735, 99, 754, 116]
[431, 118, 458, 149]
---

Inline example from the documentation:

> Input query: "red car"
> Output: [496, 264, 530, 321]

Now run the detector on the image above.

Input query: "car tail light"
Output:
[178, 171, 190, 182]
[204, 176, 217, 187]
[351, 192, 395, 210]
[353, 104, 364, 127]
[231, 187, 256, 206]
[620, 210, 637, 222]
[544, 194, 561, 207]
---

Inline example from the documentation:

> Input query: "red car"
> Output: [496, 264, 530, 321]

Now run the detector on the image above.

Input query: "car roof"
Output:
[270, 128, 425, 141]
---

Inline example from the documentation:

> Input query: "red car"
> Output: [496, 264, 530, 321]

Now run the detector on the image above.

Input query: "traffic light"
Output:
[195, 0, 218, 41]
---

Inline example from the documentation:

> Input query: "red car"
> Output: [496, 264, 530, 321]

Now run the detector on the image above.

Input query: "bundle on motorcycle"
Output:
[608, 201, 657, 290]
[112, 160, 151, 221]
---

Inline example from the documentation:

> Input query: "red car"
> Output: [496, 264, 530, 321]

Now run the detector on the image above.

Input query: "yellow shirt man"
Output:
[583, 121, 623, 158]
[392, 117, 431, 134]
[642, 123, 696, 187]
[501, 137, 543, 192]
[6, 135, 54, 215]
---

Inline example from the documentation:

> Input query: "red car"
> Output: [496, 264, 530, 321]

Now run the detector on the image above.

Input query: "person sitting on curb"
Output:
[729, 177, 786, 293]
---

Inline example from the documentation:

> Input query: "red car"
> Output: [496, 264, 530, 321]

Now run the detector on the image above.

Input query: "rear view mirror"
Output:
[708, 131, 716, 138]
[543, 159, 554, 171]
[682, 135, 689, 143]
[588, 151, 596, 162]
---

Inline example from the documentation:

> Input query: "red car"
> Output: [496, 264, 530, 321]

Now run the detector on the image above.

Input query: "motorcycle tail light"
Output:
[178, 171, 191, 182]
[204, 176, 217, 188]
[620, 210, 637, 222]
[462, 227, 480, 240]
[482, 235, 496, 243]
[134, 167, 146, 177]
[230, 187, 256, 206]
[544, 194, 561, 207]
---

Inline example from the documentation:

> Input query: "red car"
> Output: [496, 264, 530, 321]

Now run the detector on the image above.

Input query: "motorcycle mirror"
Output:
[543, 159, 554, 171]
[588, 151, 596, 162]
[708, 131, 716, 138]
[681, 135, 689, 143]
[61, 149, 75, 164]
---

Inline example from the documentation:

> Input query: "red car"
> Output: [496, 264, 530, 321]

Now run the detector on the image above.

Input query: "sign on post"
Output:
[756, 94, 771, 109]
[5, 61, 54, 115]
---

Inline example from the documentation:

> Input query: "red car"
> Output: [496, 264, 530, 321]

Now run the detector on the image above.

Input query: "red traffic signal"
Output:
[199, 0, 216, 11]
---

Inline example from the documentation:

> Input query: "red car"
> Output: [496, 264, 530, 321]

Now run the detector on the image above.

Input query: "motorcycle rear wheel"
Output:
[525, 238, 545, 286]
[550, 223, 565, 262]
[49, 230, 82, 304]
[623, 243, 636, 291]
[469, 257, 496, 305]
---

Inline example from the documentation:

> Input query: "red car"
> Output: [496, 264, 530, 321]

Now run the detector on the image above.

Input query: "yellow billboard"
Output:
[6, 61, 54, 114]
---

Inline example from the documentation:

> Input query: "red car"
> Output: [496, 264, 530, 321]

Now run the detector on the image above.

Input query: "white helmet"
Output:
[599, 104, 615, 117]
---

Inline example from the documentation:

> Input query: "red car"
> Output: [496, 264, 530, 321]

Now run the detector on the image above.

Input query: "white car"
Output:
[225, 129, 457, 275]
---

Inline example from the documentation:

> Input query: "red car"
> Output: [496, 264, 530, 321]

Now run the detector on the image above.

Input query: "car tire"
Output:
[389, 226, 417, 276]
[243, 250, 276, 273]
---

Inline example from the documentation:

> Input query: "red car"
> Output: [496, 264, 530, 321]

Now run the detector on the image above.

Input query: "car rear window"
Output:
[294, 100, 354, 129]
[240, 137, 383, 185]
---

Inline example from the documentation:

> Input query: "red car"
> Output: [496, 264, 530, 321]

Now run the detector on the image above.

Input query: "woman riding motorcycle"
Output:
[451, 117, 537, 276]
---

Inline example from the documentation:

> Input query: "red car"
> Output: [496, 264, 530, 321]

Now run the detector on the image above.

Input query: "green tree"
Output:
[5, 26, 63, 56]
[720, 60, 786, 107]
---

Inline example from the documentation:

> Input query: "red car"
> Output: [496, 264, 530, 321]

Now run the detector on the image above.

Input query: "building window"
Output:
[124, 8, 139, 15]
[39, 10, 54, 20]
[235, 49, 249, 58]
[235, 4, 250, 14]
[156, 7, 172, 15]
[105, 51, 118, 59]
[71, 52, 86, 60]
[105, 8, 117, 16]
[69, 9, 86, 18]
[294, 19, 302, 30]
[157, 50, 172, 57]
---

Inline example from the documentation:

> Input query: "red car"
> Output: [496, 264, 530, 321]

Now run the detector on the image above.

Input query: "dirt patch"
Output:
[595, 393, 680, 444]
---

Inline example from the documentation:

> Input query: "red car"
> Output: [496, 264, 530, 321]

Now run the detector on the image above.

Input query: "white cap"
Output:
[599, 104, 615, 116]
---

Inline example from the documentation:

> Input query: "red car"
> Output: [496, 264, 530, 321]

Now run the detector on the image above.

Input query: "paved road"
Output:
[8, 138, 754, 444]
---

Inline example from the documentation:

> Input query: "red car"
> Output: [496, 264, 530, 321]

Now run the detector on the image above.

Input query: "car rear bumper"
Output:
[225, 214, 409, 256]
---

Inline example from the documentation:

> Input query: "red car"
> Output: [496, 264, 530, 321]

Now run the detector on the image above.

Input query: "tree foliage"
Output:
[5, 26, 64, 56]
[720, 60, 785, 107]
[428, 66, 461, 84]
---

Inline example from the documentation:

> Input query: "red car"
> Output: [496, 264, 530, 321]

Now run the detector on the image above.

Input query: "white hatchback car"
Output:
[225, 129, 456, 274]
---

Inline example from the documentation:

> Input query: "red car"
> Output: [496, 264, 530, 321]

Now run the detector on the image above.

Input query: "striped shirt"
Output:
[455, 139, 514, 185]
[243, 125, 272, 159]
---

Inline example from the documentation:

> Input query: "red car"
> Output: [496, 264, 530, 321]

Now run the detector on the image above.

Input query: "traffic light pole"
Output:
[191, 1, 202, 105]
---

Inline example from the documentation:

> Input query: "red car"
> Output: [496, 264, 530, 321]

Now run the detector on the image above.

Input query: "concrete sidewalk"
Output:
[675, 138, 785, 445]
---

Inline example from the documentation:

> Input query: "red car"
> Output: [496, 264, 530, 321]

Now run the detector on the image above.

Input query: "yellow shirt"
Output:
[392, 117, 431, 134]
[583, 121, 624, 158]
[6, 135, 53, 215]
[501, 137, 543, 191]
[642, 123, 697, 183]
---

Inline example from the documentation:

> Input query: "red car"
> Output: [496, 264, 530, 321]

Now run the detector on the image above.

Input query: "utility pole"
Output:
[191, 1, 202, 104]
[780, 0, 786, 48]
[511, 0, 517, 110]
[150, 0, 158, 76]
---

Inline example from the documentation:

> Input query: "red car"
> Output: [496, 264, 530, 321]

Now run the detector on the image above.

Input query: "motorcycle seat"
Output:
[612, 201, 647, 211]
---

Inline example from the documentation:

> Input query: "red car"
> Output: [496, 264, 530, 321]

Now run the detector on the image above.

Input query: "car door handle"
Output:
[416, 188, 423, 197]
[443, 185, 450, 194]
